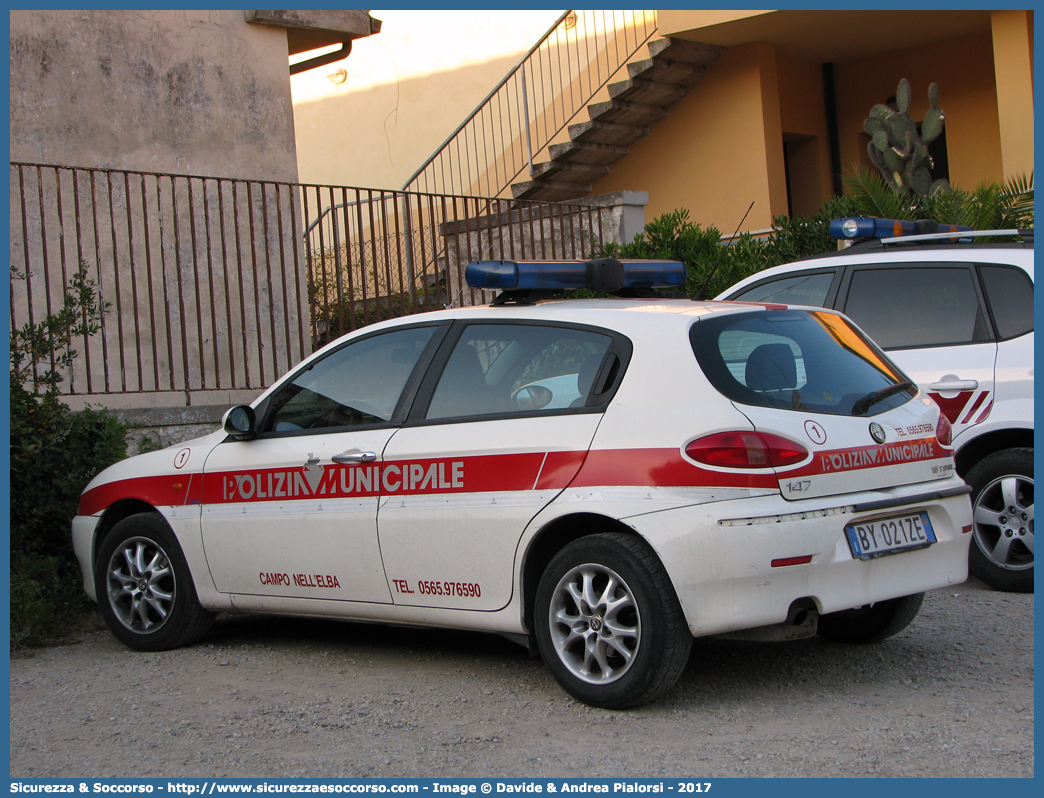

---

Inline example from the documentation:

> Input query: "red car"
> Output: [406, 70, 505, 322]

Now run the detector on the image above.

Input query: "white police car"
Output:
[720, 219, 1033, 593]
[73, 257, 972, 708]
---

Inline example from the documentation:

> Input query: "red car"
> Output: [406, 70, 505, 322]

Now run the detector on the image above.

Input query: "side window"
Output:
[842, 266, 991, 349]
[426, 324, 613, 420]
[262, 326, 436, 433]
[730, 271, 835, 307]
[980, 265, 1034, 339]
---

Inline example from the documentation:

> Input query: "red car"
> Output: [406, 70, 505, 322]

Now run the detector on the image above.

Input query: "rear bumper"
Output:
[627, 481, 973, 637]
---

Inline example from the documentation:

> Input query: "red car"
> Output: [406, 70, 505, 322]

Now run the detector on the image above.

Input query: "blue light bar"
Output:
[465, 260, 588, 291]
[830, 217, 973, 240]
[464, 258, 686, 293]
[619, 259, 687, 288]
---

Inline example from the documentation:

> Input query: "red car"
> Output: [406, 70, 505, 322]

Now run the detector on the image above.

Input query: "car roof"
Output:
[718, 240, 1035, 299]
[319, 297, 798, 352]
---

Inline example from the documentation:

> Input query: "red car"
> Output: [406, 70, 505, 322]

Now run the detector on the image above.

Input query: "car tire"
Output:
[816, 592, 924, 644]
[534, 532, 692, 709]
[94, 513, 214, 651]
[966, 448, 1033, 593]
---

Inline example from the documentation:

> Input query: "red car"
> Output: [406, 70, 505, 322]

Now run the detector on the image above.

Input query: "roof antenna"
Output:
[692, 200, 754, 300]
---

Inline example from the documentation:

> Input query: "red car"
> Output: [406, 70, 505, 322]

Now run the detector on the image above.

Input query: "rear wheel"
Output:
[966, 448, 1033, 593]
[817, 593, 924, 644]
[94, 513, 213, 651]
[534, 532, 691, 709]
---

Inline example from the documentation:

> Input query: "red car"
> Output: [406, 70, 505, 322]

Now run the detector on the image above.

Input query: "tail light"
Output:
[685, 431, 808, 468]
[936, 412, 953, 447]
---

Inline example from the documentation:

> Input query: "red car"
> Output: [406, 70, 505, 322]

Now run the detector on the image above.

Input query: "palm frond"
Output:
[1000, 172, 1034, 229]
[844, 167, 915, 220]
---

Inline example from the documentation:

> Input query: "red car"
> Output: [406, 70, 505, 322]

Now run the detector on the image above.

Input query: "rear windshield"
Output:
[690, 309, 916, 417]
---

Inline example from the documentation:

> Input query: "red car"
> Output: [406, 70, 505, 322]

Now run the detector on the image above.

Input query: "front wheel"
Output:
[534, 532, 692, 709]
[816, 593, 924, 644]
[966, 448, 1033, 593]
[94, 513, 214, 651]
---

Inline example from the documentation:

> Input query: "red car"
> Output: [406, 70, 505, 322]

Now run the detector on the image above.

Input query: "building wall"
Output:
[833, 31, 1004, 190]
[585, 9, 1030, 232]
[777, 54, 833, 217]
[9, 9, 299, 182]
[990, 9, 1034, 179]
[586, 43, 788, 234]
[290, 9, 563, 190]
[9, 9, 308, 429]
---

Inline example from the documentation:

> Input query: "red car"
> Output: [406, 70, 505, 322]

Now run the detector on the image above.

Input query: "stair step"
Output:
[627, 58, 707, 87]
[587, 99, 669, 127]
[548, 140, 630, 166]
[530, 160, 610, 183]
[647, 37, 725, 67]
[506, 37, 726, 203]
[568, 119, 650, 148]
[511, 179, 593, 202]
[608, 78, 690, 107]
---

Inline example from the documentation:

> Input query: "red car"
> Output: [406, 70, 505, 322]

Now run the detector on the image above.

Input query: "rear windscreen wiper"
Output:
[852, 381, 916, 416]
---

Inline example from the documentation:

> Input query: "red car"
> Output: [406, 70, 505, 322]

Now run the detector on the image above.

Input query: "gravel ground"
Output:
[9, 576, 1033, 779]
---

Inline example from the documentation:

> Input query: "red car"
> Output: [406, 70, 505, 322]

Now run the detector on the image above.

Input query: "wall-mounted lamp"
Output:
[564, 11, 577, 29]
[327, 68, 347, 84]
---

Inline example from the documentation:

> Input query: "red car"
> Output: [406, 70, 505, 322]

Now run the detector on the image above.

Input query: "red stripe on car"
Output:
[928, 391, 974, 425]
[78, 474, 203, 516]
[974, 400, 994, 424]
[960, 391, 989, 424]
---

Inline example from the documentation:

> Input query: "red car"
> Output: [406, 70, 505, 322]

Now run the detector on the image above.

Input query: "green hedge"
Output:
[592, 195, 858, 299]
[10, 263, 128, 648]
[10, 386, 127, 648]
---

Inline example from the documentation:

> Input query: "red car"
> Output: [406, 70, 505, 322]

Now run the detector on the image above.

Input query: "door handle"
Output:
[928, 380, 978, 392]
[331, 450, 377, 464]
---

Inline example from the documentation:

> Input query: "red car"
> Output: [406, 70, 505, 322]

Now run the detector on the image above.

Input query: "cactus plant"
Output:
[864, 79, 949, 199]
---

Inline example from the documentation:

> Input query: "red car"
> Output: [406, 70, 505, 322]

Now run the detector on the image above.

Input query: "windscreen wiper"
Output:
[852, 381, 916, 416]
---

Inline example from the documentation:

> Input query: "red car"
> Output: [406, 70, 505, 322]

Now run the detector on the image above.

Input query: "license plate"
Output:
[845, 511, 936, 560]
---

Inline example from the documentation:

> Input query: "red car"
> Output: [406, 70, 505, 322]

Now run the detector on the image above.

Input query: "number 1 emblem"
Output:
[804, 420, 827, 445]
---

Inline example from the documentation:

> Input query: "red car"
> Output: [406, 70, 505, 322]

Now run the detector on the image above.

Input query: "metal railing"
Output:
[11, 162, 612, 404]
[402, 10, 658, 198]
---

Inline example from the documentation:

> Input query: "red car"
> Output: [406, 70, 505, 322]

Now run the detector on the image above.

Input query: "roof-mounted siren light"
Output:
[830, 217, 973, 243]
[465, 258, 686, 301]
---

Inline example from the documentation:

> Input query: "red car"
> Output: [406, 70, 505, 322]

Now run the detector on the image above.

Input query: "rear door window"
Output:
[423, 323, 621, 421]
[690, 309, 915, 417]
[979, 265, 1034, 339]
[841, 266, 991, 349]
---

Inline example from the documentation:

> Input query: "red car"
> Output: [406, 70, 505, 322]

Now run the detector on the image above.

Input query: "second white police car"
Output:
[721, 219, 1033, 593]
[73, 258, 972, 708]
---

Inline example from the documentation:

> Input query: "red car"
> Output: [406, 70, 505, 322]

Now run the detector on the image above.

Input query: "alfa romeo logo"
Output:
[869, 422, 887, 444]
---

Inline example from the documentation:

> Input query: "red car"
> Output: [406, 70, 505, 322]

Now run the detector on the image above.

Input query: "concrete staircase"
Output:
[510, 38, 724, 202]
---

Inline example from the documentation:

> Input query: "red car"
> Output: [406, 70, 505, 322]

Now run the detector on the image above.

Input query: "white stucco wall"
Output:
[290, 9, 564, 189]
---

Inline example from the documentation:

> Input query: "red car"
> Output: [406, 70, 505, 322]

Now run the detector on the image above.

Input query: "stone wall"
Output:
[9, 10, 299, 182]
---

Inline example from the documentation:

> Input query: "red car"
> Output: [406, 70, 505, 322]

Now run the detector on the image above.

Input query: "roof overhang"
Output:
[246, 9, 383, 73]
[659, 9, 993, 63]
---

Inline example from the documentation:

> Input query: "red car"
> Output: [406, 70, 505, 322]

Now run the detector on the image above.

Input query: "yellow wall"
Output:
[587, 43, 789, 233]
[658, 10, 776, 36]
[991, 10, 1035, 179]
[834, 31, 1004, 190]
[593, 10, 1031, 232]
[776, 54, 833, 215]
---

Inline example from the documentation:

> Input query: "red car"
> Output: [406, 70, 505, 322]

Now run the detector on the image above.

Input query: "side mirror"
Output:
[513, 384, 553, 411]
[222, 405, 257, 440]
